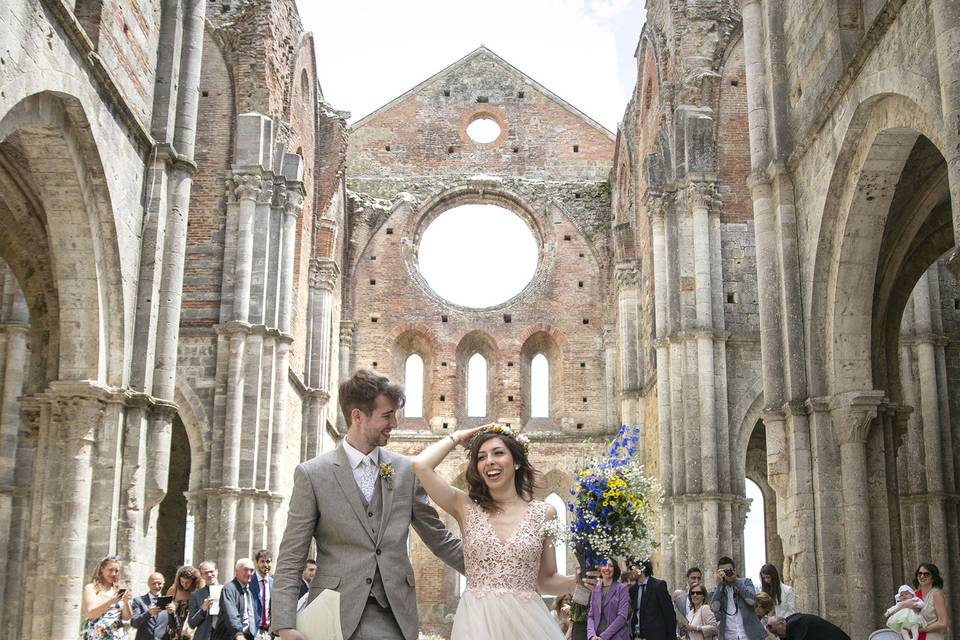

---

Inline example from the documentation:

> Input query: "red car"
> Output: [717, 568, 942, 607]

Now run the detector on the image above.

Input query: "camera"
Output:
[722, 569, 735, 577]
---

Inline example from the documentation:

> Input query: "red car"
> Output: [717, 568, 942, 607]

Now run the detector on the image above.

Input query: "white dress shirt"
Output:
[342, 440, 380, 501]
[721, 584, 747, 640]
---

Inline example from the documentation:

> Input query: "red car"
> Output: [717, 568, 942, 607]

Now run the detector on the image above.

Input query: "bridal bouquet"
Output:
[546, 425, 663, 570]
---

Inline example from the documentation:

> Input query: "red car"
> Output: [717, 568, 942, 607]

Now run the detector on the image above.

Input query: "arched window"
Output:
[530, 353, 549, 417]
[404, 354, 424, 418]
[467, 353, 487, 417]
[545, 492, 568, 578]
[743, 478, 766, 584]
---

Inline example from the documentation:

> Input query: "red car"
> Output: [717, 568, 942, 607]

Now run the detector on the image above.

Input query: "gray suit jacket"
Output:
[271, 445, 464, 640]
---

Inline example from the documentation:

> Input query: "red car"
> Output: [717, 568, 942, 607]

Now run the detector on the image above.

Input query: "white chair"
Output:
[868, 630, 901, 640]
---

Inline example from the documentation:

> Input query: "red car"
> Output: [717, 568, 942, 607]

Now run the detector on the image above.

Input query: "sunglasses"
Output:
[691, 591, 707, 597]
[917, 571, 931, 577]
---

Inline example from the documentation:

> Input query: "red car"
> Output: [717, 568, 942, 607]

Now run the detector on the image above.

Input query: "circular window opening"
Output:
[466, 116, 502, 144]
[418, 204, 538, 308]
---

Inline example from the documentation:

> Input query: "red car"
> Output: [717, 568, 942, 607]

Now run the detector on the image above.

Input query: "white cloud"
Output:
[299, 0, 644, 132]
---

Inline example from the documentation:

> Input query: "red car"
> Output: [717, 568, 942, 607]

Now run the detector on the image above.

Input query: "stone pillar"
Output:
[219, 172, 265, 572]
[303, 260, 339, 461]
[46, 392, 106, 639]
[927, 0, 960, 268]
[615, 262, 641, 435]
[830, 390, 884, 638]
[648, 192, 675, 583]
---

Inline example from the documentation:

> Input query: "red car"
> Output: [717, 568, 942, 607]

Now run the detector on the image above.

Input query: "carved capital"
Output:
[50, 395, 106, 443]
[643, 191, 668, 219]
[340, 321, 355, 344]
[686, 181, 717, 212]
[309, 259, 339, 291]
[829, 390, 885, 445]
[615, 261, 640, 288]
[256, 179, 275, 206]
[284, 190, 305, 218]
[231, 174, 264, 203]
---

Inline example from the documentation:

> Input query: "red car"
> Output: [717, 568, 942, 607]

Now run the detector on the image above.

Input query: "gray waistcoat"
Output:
[361, 479, 389, 608]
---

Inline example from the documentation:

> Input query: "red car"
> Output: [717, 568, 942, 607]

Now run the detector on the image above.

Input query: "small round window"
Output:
[466, 116, 502, 144]
[418, 204, 538, 308]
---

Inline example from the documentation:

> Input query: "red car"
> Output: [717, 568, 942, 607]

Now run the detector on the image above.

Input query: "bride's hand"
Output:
[452, 426, 485, 447]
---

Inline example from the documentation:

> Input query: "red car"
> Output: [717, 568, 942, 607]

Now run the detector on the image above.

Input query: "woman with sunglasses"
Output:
[912, 563, 949, 640]
[681, 586, 718, 640]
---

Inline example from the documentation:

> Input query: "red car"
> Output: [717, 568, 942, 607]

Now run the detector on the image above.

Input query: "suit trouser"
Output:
[347, 601, 404, 640]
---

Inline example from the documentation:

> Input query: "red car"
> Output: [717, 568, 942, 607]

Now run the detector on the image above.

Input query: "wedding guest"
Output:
[81, 555, 132, 640]
[674, 567, 704, 619]
[213, 558, 257, 640]
[166, 565, 201, 639]
[682, 585, 718, 640]
[132, 573, 176, 640]
[758, 564, 796, 620]
[621, 569, 639, 588]
[629, 559, 676, 640]
[588, 559, 630, 640]
[188, 561, 219, 640]
[553, 593, 574, 639]
[765, 614, 849, 640]
[299, 559, 316, 600]
[709, 556, 766, 640]
[913, 562, 950, 640]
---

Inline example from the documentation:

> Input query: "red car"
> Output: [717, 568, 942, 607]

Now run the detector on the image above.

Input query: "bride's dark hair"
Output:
[465, 430, 537, 512]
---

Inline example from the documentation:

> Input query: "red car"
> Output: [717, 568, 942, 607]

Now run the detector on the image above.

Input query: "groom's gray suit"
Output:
[271, 444, 464, 640]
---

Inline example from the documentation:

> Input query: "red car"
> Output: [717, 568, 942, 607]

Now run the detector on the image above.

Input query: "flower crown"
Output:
[471, 422, 530, 455]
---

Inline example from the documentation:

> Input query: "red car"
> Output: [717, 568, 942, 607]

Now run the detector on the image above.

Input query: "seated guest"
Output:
[765, 614, 850, 640]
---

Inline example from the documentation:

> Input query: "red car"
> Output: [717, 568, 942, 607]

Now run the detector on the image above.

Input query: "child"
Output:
[885, 584, 925, 640]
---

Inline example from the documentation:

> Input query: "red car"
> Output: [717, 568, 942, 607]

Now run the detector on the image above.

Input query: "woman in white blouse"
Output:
[682, 586, 718, 640]
[759, 564, 796, 619]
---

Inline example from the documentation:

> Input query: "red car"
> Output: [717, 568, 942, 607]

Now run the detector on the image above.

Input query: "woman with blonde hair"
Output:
[165, 565, 202, 639]
[81, 555, 132, 639]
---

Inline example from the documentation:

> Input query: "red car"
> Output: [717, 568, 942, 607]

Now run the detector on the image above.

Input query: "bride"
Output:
[412, 423, 579, 640]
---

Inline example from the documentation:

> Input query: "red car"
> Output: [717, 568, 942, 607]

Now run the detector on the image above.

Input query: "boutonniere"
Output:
[378, 462, 395, 489]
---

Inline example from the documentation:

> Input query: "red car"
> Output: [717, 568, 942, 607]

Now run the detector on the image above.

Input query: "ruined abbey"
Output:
[0, 0, 958, 637]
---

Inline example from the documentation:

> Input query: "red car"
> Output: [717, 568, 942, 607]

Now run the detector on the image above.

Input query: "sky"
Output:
[296, 0, 771, 581]
[300, 0, 648, 133]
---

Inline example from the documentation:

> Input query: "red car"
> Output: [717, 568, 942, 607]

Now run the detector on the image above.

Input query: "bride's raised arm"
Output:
[411, 427, 483, 523]
[537, 503, 578, 596]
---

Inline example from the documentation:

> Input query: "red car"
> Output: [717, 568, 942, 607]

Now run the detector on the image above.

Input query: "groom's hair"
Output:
[339, 369, 405, 425]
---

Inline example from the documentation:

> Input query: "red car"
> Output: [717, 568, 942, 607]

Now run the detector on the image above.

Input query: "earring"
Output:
[515, 465, 519, 470]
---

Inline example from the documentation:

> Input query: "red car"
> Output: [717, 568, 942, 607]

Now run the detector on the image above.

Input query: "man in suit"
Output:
[213, 559, 256, 640]
[271, 369, 465, 640]
[765, 614, 850, 640]
[298, 560, 316, 600]
[628, 560, 676, 640]
[709, 556, 767, 640]
[250, 550, 273, 636]
[188, 561, 219, 640]
[131, 573, 175, 640]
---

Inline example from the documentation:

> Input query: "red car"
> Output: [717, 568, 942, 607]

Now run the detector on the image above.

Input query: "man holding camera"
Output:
[709, 556, 767, 640]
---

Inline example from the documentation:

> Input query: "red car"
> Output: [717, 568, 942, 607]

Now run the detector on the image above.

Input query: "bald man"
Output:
[132, 572, 175, 640]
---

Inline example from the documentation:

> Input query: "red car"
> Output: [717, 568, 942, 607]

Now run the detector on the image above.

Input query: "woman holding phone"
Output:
[82, 555, 132, 639]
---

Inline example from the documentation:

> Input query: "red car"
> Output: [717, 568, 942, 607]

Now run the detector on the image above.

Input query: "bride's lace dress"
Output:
[451, 499, 566, 640]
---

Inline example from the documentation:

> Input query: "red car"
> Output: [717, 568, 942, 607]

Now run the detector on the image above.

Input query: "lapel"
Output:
[376, 449, 396, 546]
[592, 585, 602, 622]
[332, 444, 377, 543]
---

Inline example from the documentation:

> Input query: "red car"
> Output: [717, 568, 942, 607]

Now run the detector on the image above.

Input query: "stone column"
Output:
[830, 390, 884, 637]
[303, 260, 338, 461]
[615, 262, 641, 433]
[648, 192, 675, 583]
[688, 182, 721, 567]
[927, 0, 960, 268]
[47, 392, 106, 639]
[220, 172, 264, 572]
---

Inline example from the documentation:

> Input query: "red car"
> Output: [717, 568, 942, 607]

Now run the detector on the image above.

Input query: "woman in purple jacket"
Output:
[587, 559, 632, 640]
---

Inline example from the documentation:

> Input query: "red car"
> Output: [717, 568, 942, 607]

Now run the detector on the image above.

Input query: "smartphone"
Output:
[116, 589, 127, 597]
[156, 595, 173, 608]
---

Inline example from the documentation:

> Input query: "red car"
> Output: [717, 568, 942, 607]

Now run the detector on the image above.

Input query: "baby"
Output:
[885, 584, 925, 640]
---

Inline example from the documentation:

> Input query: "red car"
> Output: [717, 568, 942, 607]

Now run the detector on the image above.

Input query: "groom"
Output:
[272, 369, 465, 640]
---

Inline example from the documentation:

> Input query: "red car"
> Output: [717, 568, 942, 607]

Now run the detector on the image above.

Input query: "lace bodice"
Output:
[462, 499, 550, 600]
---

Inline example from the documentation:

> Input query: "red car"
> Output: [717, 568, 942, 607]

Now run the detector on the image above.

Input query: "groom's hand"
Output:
[278, 629, 306, 640]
